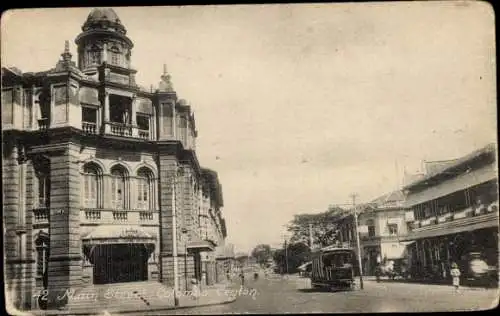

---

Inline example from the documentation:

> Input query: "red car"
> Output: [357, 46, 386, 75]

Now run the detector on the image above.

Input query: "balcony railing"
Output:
[113, 211, 128, 221]
[139, 211, 154, 221]
[84, 209, 101, 221]
[138, 129, 150, 140]
[33, 208, 49, 224]
[80, 209, 159, 225]
[412, 201, 499, 228]
[82, 121, 97, 134]
[38, 118, 49, 131]
[107, 122, 132, 136]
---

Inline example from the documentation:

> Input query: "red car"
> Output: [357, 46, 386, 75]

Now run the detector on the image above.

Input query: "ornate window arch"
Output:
[87, 45, 101, 66]
[110, 164, 129, 209]
[109, 45, 122, 66]
[34, 232, 49, 280]
[81, 162, 103, 209]
[136, 166, 155, 210]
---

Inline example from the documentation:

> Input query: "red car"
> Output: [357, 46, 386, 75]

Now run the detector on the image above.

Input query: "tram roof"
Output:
[315, 245, 355, 253]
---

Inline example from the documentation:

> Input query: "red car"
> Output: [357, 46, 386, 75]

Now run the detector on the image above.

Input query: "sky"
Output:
[1, 2, 497, 253]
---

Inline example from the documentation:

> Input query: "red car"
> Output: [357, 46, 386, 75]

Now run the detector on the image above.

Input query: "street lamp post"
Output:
[351, 193, 364, 290]
[172, 166, 185, 306]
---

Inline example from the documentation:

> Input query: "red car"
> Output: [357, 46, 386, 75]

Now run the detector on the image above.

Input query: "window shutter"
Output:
[83, 176, 89, 208]
[90, 176, 97, 208]
[111, 177, 116, 209]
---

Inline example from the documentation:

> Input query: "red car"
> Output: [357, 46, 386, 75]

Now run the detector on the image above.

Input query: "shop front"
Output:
[186, 238, 215, 286]
[82, 225, 156, 285]
[402, 211, 498, 286]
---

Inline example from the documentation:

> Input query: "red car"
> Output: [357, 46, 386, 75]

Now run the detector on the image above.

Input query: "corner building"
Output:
[2, 8, 227, 311]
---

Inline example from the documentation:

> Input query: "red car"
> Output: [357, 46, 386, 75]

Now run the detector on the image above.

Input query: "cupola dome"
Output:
[82, 8, 126, 35]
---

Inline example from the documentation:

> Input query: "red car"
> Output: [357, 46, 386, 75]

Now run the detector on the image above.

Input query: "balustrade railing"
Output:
[108, 122, 132, 136]
[33, 208, 49, 223]
[113, 211, 128, 221]
[412, 201, 499, 229]
[139, 211, 154, 221]
[82, 121, 97, 134]
[80, 209, 159, 224]
[38, 118, 49, 131]
[84, 209, 101, 220]
[138, 129, 150, 140]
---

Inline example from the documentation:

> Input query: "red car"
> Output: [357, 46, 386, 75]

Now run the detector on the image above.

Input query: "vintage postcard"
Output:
[1, 2, 498, 315]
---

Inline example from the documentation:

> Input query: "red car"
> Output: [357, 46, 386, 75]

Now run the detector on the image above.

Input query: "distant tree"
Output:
[272, 242, 312, 274]
[287, 206, 345, 248]
[251, 244, 273, 267]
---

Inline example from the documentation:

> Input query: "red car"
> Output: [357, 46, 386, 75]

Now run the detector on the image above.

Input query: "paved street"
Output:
[135, 273, 498, 314]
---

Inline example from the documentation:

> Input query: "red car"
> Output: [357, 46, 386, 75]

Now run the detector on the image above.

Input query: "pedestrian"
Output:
[450, 262, 461, 293]
[239, 269, 245, 286]
[191, 277, 200, 300]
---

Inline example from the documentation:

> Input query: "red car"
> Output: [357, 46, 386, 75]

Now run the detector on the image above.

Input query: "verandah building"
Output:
[400, 143, 498, 285]
[2, 8, 227, 311]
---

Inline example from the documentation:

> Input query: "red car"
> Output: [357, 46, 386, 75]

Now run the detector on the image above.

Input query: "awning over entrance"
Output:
[297, 261, 312, 271]
[82, 225, 156, 245]
[186, 237, 215, 253]
[400, 212, 499, 241]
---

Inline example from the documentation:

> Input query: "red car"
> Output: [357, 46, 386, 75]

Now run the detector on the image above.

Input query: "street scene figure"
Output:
[239, 269, 245, 287]
[191, 277, 200, 300]
[450, 263, 461, 293]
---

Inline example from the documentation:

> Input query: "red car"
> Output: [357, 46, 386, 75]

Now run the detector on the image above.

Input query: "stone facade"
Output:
[335, 190, 411, 276]
[2, 8, 227, 312]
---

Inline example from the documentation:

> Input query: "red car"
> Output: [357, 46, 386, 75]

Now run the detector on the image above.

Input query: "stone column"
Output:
[158, 152, 177, 287]
[156, 103, 162, 141]
[131, 95, 138, 137]
[102, 43, 108, 64]
[46, 143, 82, 309]
[4, 142, 22, 310]
[49, 85, 55, 127]
[103, 91, 110, 134]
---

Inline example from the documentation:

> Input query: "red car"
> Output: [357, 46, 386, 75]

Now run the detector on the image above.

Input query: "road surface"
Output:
[136, 273, 498, 314]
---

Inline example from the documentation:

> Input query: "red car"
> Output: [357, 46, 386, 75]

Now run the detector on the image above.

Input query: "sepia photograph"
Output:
[1, 2, 498, 314]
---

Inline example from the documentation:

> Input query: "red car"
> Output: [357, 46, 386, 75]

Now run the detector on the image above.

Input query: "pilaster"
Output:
[103, 90, 110, 133]
[46, 143, 82, 309]
[131, 94, 138, 137]
[158, 153, 177, 286]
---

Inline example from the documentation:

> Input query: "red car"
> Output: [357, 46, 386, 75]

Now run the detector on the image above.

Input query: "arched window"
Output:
[110, 165, 128, 209]
[87, 45, 101, 67]
[110, 46, 121, 66]
[35, 233, 49, 279]
[82, 163, 101, 209]
[137, 167, 154, 210]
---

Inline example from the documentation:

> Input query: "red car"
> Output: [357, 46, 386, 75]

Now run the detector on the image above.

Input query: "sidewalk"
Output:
[363, 276, 498, 291]
[27, 281, 239, 316]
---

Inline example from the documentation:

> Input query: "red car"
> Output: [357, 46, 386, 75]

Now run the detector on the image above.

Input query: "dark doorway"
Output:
[93, 244, 149, 284]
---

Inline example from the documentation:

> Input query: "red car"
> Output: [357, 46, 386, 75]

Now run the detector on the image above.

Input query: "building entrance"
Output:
[92, 244, 149, 284]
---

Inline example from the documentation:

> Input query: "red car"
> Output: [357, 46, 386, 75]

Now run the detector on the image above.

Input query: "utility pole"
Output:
[350, 193, 364, 290]
[284, 239, 289, 274]
[309, 223, 314, 250]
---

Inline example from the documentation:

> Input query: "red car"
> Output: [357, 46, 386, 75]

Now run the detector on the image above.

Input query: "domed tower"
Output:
[75, 8, 134, 78]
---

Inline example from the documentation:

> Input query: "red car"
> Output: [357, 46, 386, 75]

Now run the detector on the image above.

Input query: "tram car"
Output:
[310, 245, 358, 290]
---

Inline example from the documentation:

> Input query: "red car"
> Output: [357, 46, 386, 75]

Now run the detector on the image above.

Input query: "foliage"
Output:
[273, 242, 312, 274]
[287, 206, 346, 248]
[251, 244, 273, 267]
